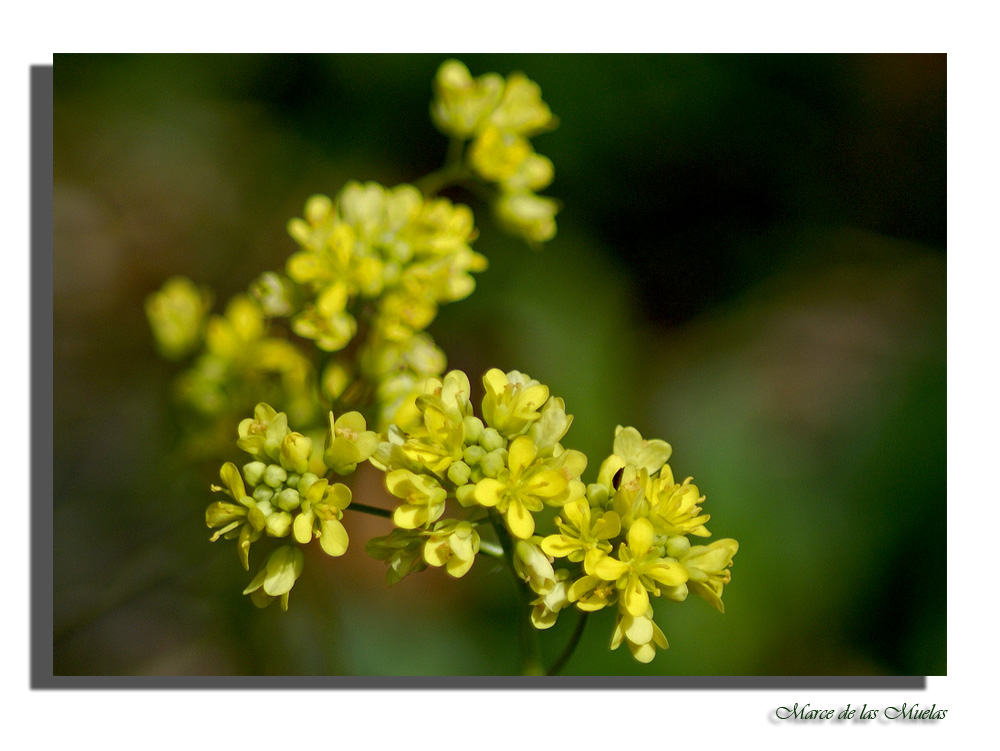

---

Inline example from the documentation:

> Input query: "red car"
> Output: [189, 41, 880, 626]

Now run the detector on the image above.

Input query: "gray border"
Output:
[32, 64, 55, 688]
[35, 61, 930, 689]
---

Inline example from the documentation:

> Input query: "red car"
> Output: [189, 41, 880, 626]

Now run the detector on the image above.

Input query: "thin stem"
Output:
[488, 509, 545, 675]
[415, 138, 470, 196]
[344, 501, 393, 519]
[546, 609, 589, 676]
[477, 539, 503, 558]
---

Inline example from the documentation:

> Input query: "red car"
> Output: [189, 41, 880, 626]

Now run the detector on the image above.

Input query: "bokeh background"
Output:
[53, 53, 946, 676]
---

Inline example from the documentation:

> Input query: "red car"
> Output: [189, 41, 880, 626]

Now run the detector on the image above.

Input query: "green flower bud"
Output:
[463, 415, 484, 445]
[480, 427, 504, 452]
[264, 464, 288, 489]
[276, 488, 301, 512]
[463, 445, 486, 465]
[265, 510, 294, 537]
[447, 460, 472, 486]
[242, 461, 267, 488]
[280, 432, 313, 475]
[586, 482, 610, 508]
[665, 535, 691, 559]
[253, 485, 274, 504]
[480, 449, 506, 478]
[297, 472, 320, 495]
[250, 271, 298, 317]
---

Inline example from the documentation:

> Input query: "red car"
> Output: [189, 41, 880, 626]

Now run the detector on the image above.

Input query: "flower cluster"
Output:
[205, 403, 376, 609]
[156, 59, 738, 669]
[431, 60, 559, 244]
[534, 426, 739, 662]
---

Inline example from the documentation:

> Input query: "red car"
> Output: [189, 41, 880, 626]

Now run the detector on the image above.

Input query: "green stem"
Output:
[546, 609, 589, 676]
[344, 501, 393, 519]
[415, 138, 470, 196]
[488, 509, 545, 675]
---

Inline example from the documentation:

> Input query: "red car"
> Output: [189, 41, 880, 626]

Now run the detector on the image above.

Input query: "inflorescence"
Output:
[148, 59, 738, 668]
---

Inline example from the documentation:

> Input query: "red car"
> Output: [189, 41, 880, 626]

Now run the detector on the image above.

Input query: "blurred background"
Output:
[52, 53, 946, 676]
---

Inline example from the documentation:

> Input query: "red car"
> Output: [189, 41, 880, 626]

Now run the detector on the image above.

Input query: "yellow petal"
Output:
[507, 436, 537, 475]
[319, 519, 349, 557]
[627, 517, 654, 557]
[473, 478, 506, 507]
[506, 499, 535, 539]
[592, 555, 629, 582]
[622, 573, 650, 617]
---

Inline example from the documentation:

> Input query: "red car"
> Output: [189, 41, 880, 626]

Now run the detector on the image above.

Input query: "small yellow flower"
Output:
[366, 528, 428, 585]
[145, 276, 212, 360]
[610, 606, 668, 664]
[647, 464, 711, 538]
[324, 411, 379, 475]
[591, 517, 688, 617]
[386, 469, 448, 529]
[494, 191, 559, 245]
[680, 538, 739, 613]
[488, 72, 557, 137]
[472, 435, 569, 539]
[242, 545, 305, 611]
[597, 425, 672, 488]
[530, 569, 572, 629]
[481, 369, 549, 438]
[541, 498, 621, 570]
[292, 478, 353, 557]
[422, 520, 481, 578]
[468, 125, 533, 183]
[431, 60, 504, 139]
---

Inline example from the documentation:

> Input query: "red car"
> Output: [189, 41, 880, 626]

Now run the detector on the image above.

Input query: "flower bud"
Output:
[242, 461, 267, 488]
[276, 488, 301, 512]
[265, 511, 293, 537]
[252, 485, 274, 504]
[462, 415, 484, 445]
[665, 535, 691, 559]
[463, 445, 486, 465]
[280, 432, 313, 475]
[263, 464, 288, 488]
[480, 427, 504, 452]
[480, 449, 506, 478]
[297, 472, 320, 495]
[447, 460, 472, 486]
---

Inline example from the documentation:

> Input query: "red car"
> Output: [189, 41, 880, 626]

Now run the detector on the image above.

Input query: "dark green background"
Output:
[53, 54, 946, 676]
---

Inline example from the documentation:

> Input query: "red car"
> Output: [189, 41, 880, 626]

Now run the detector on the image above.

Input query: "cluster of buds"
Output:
[205, 403, 377, 609]
[431, 60, 560, 244]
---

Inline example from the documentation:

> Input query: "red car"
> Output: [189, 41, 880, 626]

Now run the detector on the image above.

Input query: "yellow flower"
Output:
[647, 464, 711, 538]
[324, 411, 379, 475]
[488, 71, 557, 137]
[590, 517, 688, 617]
[386, 469, 448, 529]
[530, 569, 572, 629]
[494, 191, 559, 245]
[513, 538, 557, 595]
[422, 520, 480, 578]
[481, 368, 549, 438]
[145, 276, 212, 360]
[541, 497, 621, 570]
[680, 538, 739, 613]
[610, 606, 668, 664]
[431, 60, 504, 139]
[597, 425, 672, 488]
[242, 545, 305, 611]
[292, 478, 353, 557]
[207, 461, 259, 570]
[468, 125, 533, 182]
[472, 435, 569, 539]
[366, 528, 428, 585]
